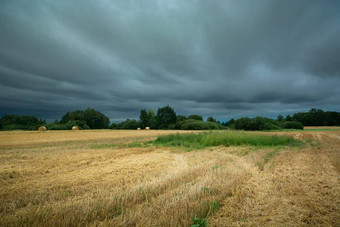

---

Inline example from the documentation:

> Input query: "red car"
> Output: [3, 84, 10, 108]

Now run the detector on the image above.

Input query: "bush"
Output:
[180, 119, 225, 130]
[46, 120, 89, 130]
[282, 121, 304, 130]
[188, 115, 203, 121]
[235, 117, 281, 131]
[116, 119, 141, 129]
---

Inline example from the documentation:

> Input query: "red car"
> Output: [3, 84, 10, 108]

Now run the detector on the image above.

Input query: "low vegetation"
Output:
[149, 131, 303, 150]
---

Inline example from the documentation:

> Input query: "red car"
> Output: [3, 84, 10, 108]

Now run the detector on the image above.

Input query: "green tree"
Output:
[140, 109, 150, 128]
[60, 108, 109, 129]
[84, 108, 110, 129]
[188, 114, 203, 121]
[207, 116, 217, 123]
[0, 114, 46, 130]
[60, 110, 86, 123]
[156, 105, 177, 129]
[285, 115, 293, 121]
[225, 118, 235, 127]
[277, 114, 284, 122]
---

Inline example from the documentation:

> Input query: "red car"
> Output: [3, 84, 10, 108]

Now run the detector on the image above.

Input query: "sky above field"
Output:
[1, 0, 340, 122]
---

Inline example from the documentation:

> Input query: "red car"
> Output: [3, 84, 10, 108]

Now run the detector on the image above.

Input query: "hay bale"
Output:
[137, 127, 141, 130]
[38, 126, 46, 131]
[145, 127, 150, 130]
[72, 126, 79, 130]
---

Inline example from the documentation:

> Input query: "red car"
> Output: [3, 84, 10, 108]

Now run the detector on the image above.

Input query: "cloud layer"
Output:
[1, 0, 340, 122]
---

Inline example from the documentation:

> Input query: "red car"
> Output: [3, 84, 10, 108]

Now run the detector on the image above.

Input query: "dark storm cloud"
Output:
[1, 0, 340, 122]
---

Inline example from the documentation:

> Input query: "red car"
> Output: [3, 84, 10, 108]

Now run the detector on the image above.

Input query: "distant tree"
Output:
[285, 115, 293, 121]
[283, 121, 304, 130]
[0, 114, 46, 130]
[180, 119, 225, 130]
[139, 109, 150, 128]
[147, 109, 155, 118]
[156, 105, 177, 129]
[84, 108, 110, 129]
[60, 110, 86, 124]
[226, 118, 235, 127]
[234, 117, 281, 131]
[188, 114, 203, 121]
[292, 108, 330, 126]
[234, 117, 251, 130]
[116, 119, 141, 129]
[60, 108, 109, 129]
[176, 115, 187, 122]
[277, 114, 284, 122]
[207, 116, 217, 123]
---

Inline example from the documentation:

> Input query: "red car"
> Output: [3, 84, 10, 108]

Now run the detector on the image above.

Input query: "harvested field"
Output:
[0, 128, 339, 226]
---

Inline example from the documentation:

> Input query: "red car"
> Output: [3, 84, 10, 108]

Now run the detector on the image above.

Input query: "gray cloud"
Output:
[1, 0, 340, 122]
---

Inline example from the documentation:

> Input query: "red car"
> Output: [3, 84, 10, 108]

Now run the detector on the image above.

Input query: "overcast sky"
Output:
[1, 0, 340, 122]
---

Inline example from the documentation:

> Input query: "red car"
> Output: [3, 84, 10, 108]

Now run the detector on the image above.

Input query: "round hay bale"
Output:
[145, 127, 150, 130]
[137, 127, 141, 130]
[72, 126, 79, 130]
[38, 126, 46, 131]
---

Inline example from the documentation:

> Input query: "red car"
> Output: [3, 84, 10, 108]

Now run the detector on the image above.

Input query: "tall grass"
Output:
[151, 131, 303, 150]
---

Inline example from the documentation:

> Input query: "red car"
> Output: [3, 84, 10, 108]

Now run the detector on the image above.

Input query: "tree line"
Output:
[111, 105, 224, 130]
[0, 107, 339, 131]
[0, 108, 109, 130]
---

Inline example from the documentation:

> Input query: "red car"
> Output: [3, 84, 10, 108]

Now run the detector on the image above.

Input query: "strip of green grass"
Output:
[149, 131, 303, 150]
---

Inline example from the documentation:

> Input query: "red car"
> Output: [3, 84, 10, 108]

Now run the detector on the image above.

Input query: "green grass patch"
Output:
[257, 147, 281, 171]
[191, 199, 221, 227]
[91, 141, 151, 149]
[148, 131, 303, 150]
[191, 217, 207, 227]
[263, 148, 280, 163]
[306, 139, 321, 147]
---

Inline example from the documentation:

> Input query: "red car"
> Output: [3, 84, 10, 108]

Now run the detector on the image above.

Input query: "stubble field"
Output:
[0, 128, 339, 226]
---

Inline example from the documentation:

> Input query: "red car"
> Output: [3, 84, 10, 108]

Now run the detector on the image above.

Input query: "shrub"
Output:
[235, 117, 281, 131]
[188, 115, 203, 121]
[116, 119, 141, 129]
[180, 119, 225, 130]
[282, 121, 304, 130]
[46, 120, 89, 130]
